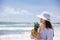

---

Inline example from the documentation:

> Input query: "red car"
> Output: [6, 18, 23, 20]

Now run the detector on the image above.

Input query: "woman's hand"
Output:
[31, 29, 41, 40]
[36, 33, 41, 40]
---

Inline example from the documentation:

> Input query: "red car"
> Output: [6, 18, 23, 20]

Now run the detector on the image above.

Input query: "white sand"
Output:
[0, 32, 33, 40]
[0, 27, 60, 40]
[53, 28, 60, 40]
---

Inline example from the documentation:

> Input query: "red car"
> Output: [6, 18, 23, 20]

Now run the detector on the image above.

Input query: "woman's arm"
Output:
[36, 33, 41, 40]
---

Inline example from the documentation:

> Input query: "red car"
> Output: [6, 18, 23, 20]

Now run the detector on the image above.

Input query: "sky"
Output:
[0, 0, 60, 23]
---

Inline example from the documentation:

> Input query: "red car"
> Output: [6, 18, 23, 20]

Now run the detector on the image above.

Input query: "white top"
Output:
[39, 28, 54, 40]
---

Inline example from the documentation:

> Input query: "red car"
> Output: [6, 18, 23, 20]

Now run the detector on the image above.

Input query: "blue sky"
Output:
[0, 0, 60, 23]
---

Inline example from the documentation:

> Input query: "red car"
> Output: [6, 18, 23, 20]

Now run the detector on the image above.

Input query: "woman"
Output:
[37, 11, 54, 40]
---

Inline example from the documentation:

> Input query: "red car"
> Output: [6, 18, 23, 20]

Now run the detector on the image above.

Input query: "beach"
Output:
[0, 24, 60, 40]
[0, 27, 60, 40]
[0, 32, 32, 40]
[0, 27, 33, 40]
[0, 0, 60, 40]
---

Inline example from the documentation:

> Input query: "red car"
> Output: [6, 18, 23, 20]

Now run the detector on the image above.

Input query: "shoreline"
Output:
[0, 26, 60, 40]
[0, 29, 60, 40]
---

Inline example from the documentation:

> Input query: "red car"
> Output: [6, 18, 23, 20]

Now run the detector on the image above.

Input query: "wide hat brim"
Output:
[37, 11, 50, 21]
[37, 15, 47, 20]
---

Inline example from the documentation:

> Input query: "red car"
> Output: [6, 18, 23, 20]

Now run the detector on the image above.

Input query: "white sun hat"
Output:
[37, 11, 50, 21]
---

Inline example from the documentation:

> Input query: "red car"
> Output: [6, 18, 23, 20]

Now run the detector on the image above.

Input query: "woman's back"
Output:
[39, 28, 54, 40]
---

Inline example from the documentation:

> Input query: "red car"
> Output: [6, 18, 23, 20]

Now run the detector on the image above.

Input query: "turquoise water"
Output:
[0, 22, 60, 35]
[0, 22, 33, 27]
[0, 22, 34, 35]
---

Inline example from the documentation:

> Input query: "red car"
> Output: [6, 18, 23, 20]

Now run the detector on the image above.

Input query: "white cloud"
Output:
[3, 7, 19, 14]
[1, 6, 32, 15]
[0, 6, 33, 22]
[21, 10, 29, 14]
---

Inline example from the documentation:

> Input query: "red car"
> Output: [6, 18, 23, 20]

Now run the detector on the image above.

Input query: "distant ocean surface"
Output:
[0, 22, 60, 35]
[0, 22, 34, 35]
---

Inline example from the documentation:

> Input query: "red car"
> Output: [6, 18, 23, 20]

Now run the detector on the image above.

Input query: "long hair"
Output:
[45, 20, 53, 30]
[45, 20, 54, 37]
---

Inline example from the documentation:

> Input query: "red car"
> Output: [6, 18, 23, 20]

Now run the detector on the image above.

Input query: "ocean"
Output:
[0, 22, 60, 40]
[0, 22, 34, 35]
